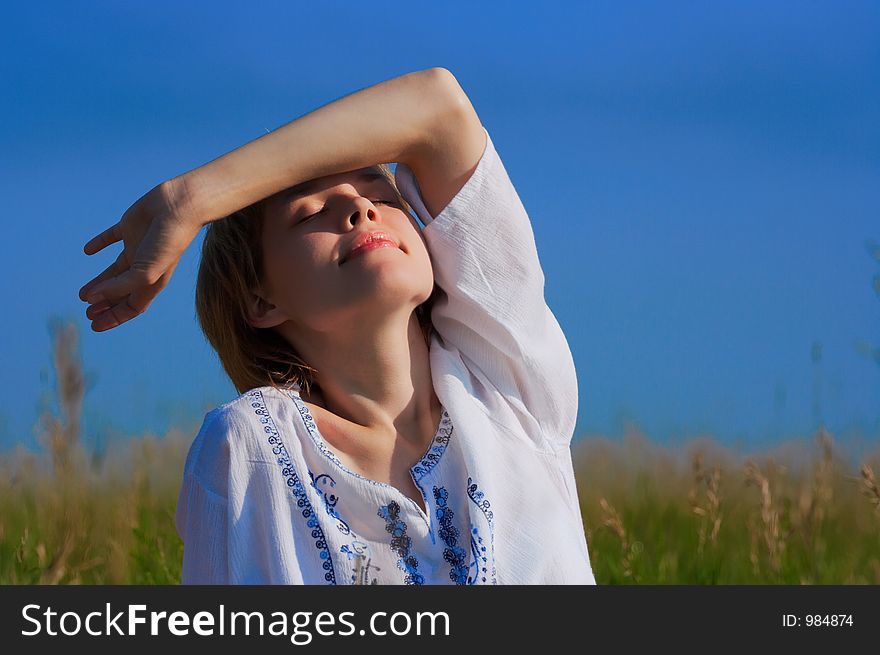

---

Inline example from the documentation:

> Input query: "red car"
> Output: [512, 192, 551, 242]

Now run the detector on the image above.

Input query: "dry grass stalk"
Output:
[26, 318, 100, 584]
[688, 451, 723, 557]
[39, 530, 75, 585]
[38, 319, 86, 476]
[858, 464, 880, 514]
[28, 319, 90, 582]
[744, 460, 785, 574]
[793, 426, 839, 579]
[598, 497, 640, 581]
[813, 427, 835, 517]
[748, 517, 761, 577]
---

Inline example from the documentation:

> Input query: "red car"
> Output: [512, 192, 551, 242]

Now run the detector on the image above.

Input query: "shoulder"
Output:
[184, 386, 293, 478]
[208, 385, 292, 426]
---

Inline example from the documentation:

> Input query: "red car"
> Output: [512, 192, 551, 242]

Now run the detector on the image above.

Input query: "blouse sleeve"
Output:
[175, 410, 230, 584]
[394, 126, 578, 454]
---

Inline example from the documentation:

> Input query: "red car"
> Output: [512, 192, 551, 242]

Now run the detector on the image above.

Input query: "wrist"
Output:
[163, 173, 208, 230]
[165, 153, 276, 229]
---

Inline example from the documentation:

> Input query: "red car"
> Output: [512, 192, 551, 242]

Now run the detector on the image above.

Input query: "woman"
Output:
[80, 68, 596, 584]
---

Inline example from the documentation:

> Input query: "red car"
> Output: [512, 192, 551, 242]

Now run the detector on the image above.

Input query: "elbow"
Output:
[420, 66, 459, 88]
[400, 67, 483, 172]
[421, 67, 483, 147]
[425, 67, 472, 118]
[410, 67, 472, 120]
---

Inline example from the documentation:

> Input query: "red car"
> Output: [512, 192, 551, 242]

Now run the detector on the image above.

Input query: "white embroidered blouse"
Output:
[175, 126, 597, 585]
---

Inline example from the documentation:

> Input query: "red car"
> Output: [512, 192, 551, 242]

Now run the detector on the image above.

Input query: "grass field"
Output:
[2, 320, 878, 584]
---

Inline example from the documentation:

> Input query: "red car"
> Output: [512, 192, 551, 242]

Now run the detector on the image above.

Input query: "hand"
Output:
[79, 179, 203, 332]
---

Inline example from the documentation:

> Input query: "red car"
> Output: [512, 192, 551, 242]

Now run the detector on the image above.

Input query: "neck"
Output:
[279, 309, 439, 447]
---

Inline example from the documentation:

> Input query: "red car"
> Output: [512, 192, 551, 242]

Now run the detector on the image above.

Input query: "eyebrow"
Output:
[281, 170, 390, 205]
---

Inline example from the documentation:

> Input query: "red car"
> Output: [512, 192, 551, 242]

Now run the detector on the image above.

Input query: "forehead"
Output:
[277, 168, 392, 205]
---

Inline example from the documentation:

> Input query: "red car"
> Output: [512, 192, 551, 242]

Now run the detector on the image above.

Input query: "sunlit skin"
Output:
[246, 167, 441, 511]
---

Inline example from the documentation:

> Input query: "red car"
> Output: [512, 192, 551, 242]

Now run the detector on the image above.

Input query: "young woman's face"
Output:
[254, 167, 435, 334]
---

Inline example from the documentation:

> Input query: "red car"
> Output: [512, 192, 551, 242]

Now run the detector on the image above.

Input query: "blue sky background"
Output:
[2, 1, 878, 461]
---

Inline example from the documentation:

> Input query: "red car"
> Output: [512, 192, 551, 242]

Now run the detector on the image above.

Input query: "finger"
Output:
[90, 278, 166, 332]
[85, 300, 113, 320]
[84, 266, 156, 305]
[79, 251, 127, 301]
[84, 223, 122, 256]
[91, 297, 144, 332]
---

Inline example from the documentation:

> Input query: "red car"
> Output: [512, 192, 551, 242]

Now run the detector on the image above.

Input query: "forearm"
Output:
[170, 67, 462, 227]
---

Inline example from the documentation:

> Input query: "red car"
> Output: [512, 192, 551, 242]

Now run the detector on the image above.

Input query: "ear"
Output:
[246, 287, 288, 329]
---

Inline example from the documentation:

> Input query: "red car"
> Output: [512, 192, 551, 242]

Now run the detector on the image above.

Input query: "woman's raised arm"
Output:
[79, 67, 472, 332]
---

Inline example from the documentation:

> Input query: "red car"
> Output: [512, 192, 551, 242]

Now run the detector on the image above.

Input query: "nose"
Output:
[348, 196, 379, 226]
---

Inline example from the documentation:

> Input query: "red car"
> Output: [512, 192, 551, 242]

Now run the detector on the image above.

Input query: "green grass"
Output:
[0, 431, 188, 584]
[1, 421, 878, 584]
[573, 428, 880, 584]
[3, 317, 877, 584]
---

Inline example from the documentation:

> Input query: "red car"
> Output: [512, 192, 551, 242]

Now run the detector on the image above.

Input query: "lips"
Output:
[341, 230, 399, 264]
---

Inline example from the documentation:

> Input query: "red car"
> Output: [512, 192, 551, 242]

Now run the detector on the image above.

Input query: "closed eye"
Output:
[298, 199, 399, 224]
[374, 199, 407, 209]
[299, 207, 325, 223]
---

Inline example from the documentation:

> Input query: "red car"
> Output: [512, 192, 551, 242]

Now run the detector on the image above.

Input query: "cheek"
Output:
[404, 235, 435, 285]
[262, 241, 312, 293]
[400, 215, 429, 251]
[408, 226, 431, 263]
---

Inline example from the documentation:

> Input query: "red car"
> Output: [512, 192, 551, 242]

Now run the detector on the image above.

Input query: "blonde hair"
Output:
[195, 163, 438, 397]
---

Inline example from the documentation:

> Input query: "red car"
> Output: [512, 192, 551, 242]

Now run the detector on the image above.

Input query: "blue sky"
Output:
[2, 1, 878, 458]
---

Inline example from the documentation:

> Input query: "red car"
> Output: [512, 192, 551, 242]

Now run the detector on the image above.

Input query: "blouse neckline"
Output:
[282, 389, 454, 489]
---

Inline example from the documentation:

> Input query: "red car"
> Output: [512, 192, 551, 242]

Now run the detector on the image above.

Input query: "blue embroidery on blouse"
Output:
[340, 541, 382, 585]
[467, 476, 497, 585]
[308, 471, 352, 536]
[287, 391, 452, 488]
[377, 500, 424, 585]
[307, 470, 384, 584]
[247, 389, 336, 585]
[433, 486, 469, 585]
[411, 411, 454, 482]
[286, 391, 449, 585]
[469, 526, 489, 584]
